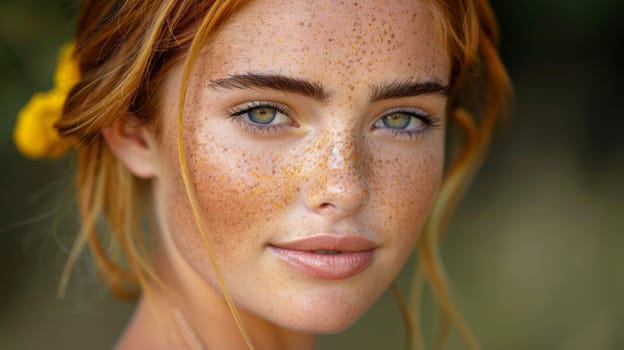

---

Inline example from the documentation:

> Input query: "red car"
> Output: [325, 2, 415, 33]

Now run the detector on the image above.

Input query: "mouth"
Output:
[269, 235, 377, 280]
[313, 250, 342, 255]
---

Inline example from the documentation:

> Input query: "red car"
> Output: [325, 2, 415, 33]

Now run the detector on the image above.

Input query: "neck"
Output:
[168, 282, 317, 350]
[116, 246, 316, 350]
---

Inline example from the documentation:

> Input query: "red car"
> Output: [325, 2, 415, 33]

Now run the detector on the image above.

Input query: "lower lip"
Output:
[269, 246, 375, 280]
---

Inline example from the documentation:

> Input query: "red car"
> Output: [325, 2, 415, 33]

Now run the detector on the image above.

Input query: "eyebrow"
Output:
[208, 73, 333, 104]
[370, 79, 449, 102]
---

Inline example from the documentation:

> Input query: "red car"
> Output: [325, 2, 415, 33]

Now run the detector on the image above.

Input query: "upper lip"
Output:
[270, 234, 377, 252]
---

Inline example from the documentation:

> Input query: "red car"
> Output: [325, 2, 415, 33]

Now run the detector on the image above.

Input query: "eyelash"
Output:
[228, 102, 441, 138]
[228, 101, 294, 136]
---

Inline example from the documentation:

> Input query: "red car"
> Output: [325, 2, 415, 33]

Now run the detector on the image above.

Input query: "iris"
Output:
[248, 107, 277, 124]
[382, 112, 415, 129]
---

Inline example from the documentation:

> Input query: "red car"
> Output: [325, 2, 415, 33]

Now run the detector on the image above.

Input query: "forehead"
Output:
[200, 0, 449, 85]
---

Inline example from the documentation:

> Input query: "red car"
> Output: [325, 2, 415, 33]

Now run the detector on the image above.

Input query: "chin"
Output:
[266, 286, 380, 335]
[282, 311, 364, 335]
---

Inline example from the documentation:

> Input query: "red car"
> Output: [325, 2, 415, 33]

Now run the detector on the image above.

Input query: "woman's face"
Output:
[152, 0, 450, 333]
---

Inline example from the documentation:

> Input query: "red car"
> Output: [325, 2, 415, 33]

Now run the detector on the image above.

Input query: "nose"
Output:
[304, 135, 370, 217]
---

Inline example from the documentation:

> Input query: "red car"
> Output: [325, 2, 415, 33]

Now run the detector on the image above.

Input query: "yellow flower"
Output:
[54, 43, 80, 93]
[14, 42, 79, 159]
[13, 90, 73, 158]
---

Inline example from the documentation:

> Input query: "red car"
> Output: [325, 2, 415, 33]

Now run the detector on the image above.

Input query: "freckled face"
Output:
[154, 0, 450, 333]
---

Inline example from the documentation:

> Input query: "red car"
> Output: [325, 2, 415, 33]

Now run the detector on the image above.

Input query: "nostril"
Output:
[318, 202, 335, 211]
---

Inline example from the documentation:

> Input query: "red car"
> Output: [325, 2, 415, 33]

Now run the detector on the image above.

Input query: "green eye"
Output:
[248, 107, 277, 124]
[373, 110, 432, 136]
[230, 102, 293, 135]
[381, 112, 413, 129]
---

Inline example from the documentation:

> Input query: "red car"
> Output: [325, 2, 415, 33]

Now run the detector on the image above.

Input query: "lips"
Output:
[269, 235, 377, 280]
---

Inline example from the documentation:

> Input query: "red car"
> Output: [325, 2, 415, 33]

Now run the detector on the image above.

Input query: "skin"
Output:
[109, 0, 451, 349]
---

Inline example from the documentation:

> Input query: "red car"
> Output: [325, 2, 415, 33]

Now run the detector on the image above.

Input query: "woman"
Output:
[14, 0, 511, 348]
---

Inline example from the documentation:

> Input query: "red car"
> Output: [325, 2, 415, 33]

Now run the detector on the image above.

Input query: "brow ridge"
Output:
[370, 79, 449, 102]
[208, 73, 333, 103]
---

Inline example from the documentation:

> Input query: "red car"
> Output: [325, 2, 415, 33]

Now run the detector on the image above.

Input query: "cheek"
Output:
[367, 137, 444, 246]
[164, 131, 302, 263]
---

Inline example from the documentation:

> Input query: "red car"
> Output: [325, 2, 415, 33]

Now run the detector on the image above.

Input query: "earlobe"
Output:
[102, 117, 158, 179]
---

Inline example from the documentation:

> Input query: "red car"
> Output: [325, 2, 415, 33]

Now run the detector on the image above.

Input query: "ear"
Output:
[102, 116, 158, 178]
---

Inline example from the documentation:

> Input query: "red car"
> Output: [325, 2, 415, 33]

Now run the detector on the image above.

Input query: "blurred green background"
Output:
[1, 0, 623, 349]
